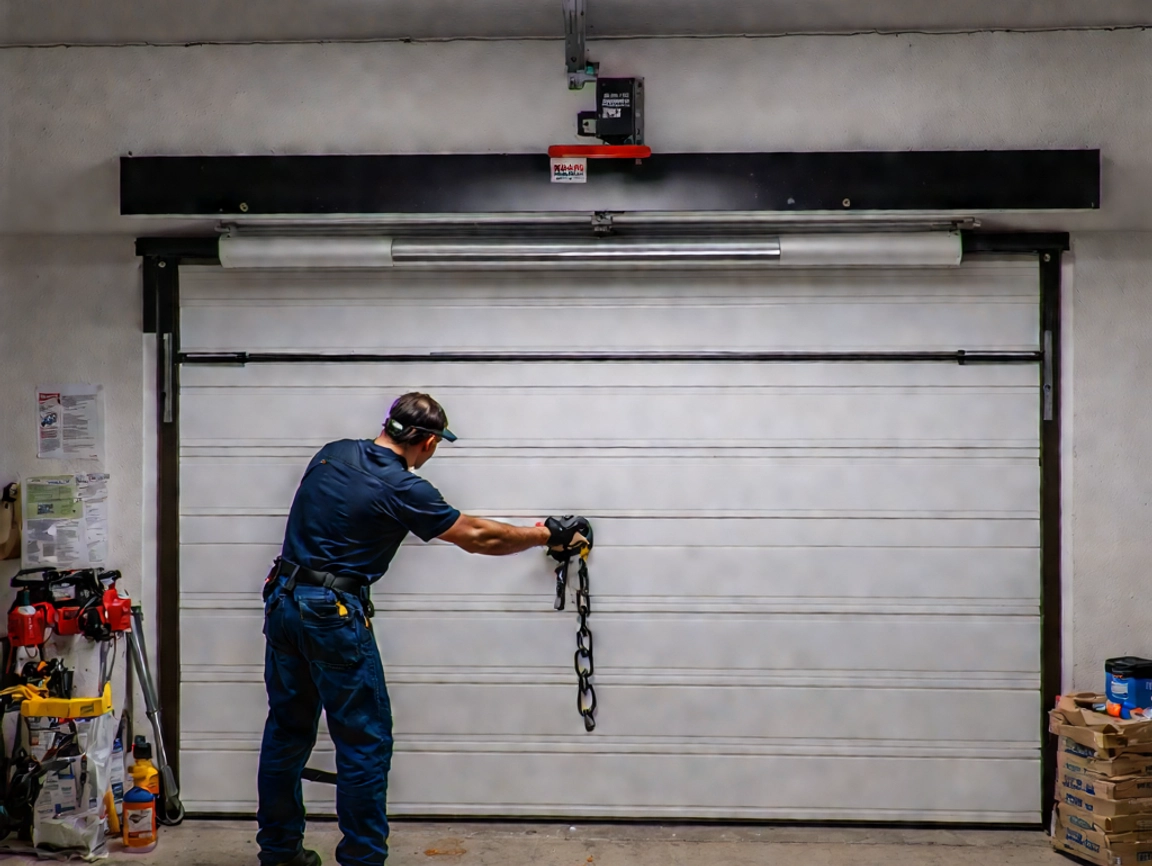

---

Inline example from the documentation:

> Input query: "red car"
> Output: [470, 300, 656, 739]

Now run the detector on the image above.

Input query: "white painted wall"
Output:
[0, 236, 140, 720]
[0, 237, 142, 587]
[0, 31, 1151, 233]
[1067, 233, 1152, 688]
[4, 0, 1151, 43]
[0, 31, 1149, 704]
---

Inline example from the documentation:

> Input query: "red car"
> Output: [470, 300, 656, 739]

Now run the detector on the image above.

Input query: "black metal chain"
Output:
[554, 548, 596, 731]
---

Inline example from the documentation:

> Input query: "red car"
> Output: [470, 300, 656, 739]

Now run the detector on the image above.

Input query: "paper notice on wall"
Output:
[78, 474, 109, 565]
[22, 474, 110, 569]
[37, 384, 104, 461]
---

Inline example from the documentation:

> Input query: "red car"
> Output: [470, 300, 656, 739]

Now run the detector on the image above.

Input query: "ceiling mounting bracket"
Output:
[563, 0, 598, 90]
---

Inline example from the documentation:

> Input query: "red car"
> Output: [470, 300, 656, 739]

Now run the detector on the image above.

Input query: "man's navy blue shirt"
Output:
[281, 439, 461, 585]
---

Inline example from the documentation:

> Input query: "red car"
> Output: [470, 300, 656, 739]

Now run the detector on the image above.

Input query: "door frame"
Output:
[138, 229, 1068, 823]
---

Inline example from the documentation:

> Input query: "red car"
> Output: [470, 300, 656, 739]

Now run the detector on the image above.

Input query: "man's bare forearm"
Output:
[469, 519, 550, 555]
[439, 515, 551, 556]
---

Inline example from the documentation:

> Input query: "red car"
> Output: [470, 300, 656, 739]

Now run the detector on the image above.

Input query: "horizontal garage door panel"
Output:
[181, 514, 1038, 548]
[178, 750, 1038, 822]
[182, 682, 1039, 743]
[181, 610, 1038, 676]
[184, 389, 1038, 449]
[176, 259, 1042, 823]
[181, 542, 1040, 606]
[181, 366, 1039, 449]
[179, 264, 1040, 353]
[181, 455, 1038, 517]
[182, 362, 1038, 391]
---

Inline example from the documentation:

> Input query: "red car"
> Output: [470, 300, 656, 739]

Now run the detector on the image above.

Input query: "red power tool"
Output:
[7, 567, 130, 646]
[7, 588, 56, 649]
[51, 569, 131, 641]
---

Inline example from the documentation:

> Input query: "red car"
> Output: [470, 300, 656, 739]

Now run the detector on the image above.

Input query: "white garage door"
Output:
[176, 259, 1042, 822]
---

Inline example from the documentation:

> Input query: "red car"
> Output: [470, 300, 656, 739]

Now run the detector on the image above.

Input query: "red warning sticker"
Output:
[550, 157, 587, 184]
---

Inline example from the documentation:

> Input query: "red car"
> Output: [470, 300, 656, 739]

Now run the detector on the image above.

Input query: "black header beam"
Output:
[122, 150, 1099, 217]
[136, 236, 221, 262]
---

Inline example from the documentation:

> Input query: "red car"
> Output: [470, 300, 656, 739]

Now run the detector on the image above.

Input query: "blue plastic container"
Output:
[1105, 657, 1152, 719]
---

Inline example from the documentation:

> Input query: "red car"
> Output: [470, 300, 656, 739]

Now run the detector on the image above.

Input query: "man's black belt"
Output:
[271, 558, 374, 616]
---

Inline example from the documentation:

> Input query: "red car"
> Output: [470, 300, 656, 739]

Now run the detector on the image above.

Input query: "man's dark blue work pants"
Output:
[257, 582, 393, 866]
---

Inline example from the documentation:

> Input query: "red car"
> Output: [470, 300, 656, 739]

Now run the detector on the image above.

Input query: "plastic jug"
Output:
[128, 736, 160, 797]
[122, 786, 156, 849]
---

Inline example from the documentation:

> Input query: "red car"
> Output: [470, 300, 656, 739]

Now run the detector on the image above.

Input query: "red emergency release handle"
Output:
[547, 145, 651, 159]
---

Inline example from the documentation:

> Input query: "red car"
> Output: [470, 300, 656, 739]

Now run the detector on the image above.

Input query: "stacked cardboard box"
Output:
[1050, 693, 1152, 865]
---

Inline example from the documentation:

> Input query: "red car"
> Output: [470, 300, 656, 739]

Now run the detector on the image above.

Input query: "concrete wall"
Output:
[0, 237, 142, 586]
[1, 31, 1152, 233]
[1068, 233, 1152, 688]
[1, 30, 1150, 696]
[6, 0, 1152, 43]
[0, 236, 141, 708]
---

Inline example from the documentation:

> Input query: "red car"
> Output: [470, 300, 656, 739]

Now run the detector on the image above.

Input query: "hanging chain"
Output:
[554, 547, 596, 731]
[574, 550, 596, 731]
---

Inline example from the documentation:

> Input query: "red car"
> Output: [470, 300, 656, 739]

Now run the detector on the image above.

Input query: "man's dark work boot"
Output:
[275, 850, 321, 866]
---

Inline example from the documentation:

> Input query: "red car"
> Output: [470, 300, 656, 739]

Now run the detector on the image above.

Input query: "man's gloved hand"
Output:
[544, 515, 593, 556]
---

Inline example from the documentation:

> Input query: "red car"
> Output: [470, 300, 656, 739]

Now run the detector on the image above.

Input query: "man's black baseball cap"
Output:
[385, 416, 457, 442]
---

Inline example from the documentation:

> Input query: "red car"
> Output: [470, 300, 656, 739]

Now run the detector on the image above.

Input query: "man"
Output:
[256, 392, 591, 866]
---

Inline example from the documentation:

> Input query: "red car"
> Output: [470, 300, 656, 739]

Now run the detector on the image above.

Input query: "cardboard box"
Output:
[1051, 694, 1152, 756]
[1053, 694, 1152, 738]
[1060, 766, 1152, 800]
[1055, 723, 1152, 758]
[1060, 787, 1152, 818]
[1061, 738, 1152, 779]
[1053, 809, 1152, 866]
[1063, 800, 1152, 835]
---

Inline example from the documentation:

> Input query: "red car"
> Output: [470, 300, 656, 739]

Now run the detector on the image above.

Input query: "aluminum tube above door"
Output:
[390, 237, 782, 266]
[778, 232, 962, 267]
[217, 232, 962, 269]
[218, 236, 394, 269]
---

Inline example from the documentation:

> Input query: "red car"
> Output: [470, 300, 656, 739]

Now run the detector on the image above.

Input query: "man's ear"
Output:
[422, 435, 439, 451]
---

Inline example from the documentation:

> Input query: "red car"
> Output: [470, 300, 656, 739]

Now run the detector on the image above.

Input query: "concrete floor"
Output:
[12, 820, 1068, 865]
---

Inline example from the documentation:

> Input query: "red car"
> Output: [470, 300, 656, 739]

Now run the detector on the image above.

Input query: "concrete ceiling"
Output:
[2, 0, 1151, 45]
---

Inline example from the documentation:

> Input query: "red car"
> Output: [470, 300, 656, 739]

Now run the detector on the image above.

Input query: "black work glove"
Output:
[545, 515, 593, 556]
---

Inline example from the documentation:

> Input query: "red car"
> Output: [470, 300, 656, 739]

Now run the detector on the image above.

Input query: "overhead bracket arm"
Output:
[563, 0, 598, 89]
